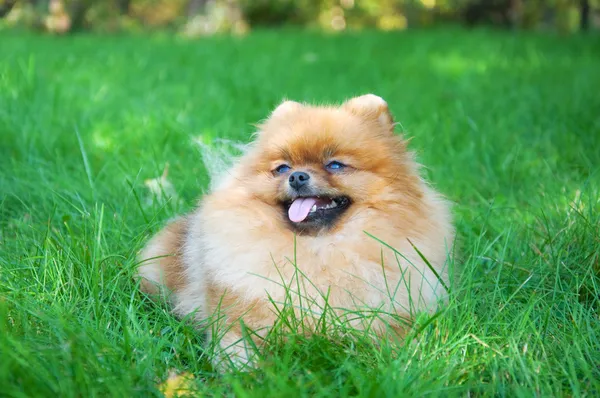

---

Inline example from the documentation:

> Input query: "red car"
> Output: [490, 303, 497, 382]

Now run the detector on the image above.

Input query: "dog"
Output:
[137, 94, 455, 368]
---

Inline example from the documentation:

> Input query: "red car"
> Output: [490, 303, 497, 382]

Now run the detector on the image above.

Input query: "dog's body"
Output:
[137, 95, 454, 366]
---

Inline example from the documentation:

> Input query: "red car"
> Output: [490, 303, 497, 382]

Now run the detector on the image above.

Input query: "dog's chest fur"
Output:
[201, 224, 410, 315]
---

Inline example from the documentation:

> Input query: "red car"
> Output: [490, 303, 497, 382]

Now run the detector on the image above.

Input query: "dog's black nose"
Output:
[289, 171, 310, 190]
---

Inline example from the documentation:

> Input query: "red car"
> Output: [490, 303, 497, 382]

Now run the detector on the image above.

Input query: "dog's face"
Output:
[236, 95, 421, 235]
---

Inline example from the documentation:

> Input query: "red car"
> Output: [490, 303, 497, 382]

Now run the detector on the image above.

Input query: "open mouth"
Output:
[284, 196, 351, 230]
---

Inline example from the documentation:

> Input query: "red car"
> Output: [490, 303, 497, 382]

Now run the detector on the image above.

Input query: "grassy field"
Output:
[1, 27, 599, 396]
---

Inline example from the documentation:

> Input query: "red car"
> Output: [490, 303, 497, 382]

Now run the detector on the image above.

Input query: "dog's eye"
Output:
[326, 161, 346, 171]
[275, 164, 291, 174]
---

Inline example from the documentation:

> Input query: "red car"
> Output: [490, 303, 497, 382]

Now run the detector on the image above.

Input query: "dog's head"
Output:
[234, 94, 422, 235]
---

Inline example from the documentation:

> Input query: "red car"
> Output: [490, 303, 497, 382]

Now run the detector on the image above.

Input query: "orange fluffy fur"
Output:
[137, 94, 455, 368]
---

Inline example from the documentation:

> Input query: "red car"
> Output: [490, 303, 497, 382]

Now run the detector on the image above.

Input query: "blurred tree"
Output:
[0, 0, 17, 18]
[46, 0, 70, 32]
[117, 0, 130, 15]
[187, 0, 208, 16]
[1, 0, 598, 33]
[580, 0, 590, 29]
[460, 0, 519, 27]
[66, 0, 91, 31]
[238, 0, 313, 26]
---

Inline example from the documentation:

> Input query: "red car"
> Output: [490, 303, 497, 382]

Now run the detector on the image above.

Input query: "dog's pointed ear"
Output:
[255, 99, 303, 137]
[342, 94, 393, 128]
[270, 99, 303, 119]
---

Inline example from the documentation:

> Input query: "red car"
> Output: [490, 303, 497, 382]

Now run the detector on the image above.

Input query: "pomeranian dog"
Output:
[137, 94, 454, 368]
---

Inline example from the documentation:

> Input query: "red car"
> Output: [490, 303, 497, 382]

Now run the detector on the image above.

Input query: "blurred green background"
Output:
[2, 0, 600, 36]
[1, 0, 600, 396]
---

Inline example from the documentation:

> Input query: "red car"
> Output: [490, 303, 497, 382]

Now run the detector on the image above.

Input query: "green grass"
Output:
[1, 27, 599, 396]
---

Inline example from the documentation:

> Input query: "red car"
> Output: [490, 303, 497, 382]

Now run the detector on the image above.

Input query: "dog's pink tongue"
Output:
[288, 197, 317, 223]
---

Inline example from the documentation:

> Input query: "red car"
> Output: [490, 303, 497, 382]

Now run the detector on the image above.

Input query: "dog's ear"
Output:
[254, 99, 303, 137]
[270, 99, 303, 119]
[342, 94, 393, 128]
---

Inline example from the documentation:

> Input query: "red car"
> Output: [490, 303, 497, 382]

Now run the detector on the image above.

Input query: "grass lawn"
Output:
[1, 27, 599, 396]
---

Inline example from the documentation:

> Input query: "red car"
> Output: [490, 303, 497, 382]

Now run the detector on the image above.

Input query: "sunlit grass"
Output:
[1, 27, 599, 396]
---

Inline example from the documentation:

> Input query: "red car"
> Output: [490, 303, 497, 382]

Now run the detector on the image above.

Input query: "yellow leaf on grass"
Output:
[160, 371, 196, 398]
